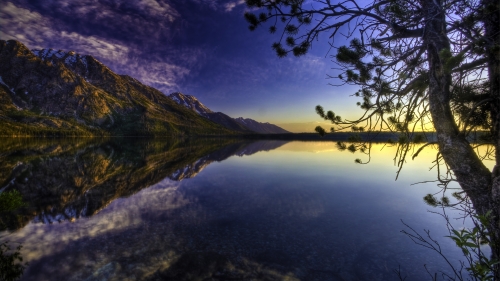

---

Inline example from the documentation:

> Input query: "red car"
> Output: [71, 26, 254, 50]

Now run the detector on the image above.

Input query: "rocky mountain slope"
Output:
[169, 92, 252, 133]
[169, 92, 213, 115]
[234, 117, 289, 134]
[169, 92, 289, 134]
[0, 40, 233, 136]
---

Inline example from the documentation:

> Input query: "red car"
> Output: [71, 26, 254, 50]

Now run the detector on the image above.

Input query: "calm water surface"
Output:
[0, 138, 478, 280]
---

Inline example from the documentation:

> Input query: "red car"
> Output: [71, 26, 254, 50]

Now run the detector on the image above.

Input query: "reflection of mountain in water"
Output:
[169, 140, 287, 181]
[0, 138, 287, 230]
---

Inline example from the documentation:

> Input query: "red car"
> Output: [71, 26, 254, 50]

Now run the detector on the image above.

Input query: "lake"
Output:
[0, 138, 487, 280]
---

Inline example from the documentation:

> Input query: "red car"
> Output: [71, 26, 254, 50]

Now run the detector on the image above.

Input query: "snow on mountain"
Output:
[32, 48, 89, 70]
[168, 92, 213, 116]
[0, 75, 15, 94]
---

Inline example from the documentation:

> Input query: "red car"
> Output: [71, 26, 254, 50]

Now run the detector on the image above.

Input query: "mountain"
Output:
[169, 92, 252, 133]
[168, 92, 289, 134]
[0, 40, 233, 136]
[233, 117, 290, 134]
[169, 92, 213, 115]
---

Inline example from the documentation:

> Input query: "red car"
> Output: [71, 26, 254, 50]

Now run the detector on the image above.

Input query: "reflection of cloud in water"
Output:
[6, 177, 306, 280]
[0, 140, 473, 281]
[4, 179, 185, 263]
[127, 177, 187, 211]
[1, 138, 281, 230]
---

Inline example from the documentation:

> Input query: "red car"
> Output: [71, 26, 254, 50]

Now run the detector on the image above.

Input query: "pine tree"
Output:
[246, 0, 500, 277]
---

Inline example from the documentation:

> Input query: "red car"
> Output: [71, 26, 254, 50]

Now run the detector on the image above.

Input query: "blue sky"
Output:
[0, 0, 361, 132]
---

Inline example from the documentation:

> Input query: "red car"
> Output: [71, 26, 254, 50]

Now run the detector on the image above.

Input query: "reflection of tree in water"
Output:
[147, 252, 302, 281]
[0, 190, 27, 281]
[0, 138, 287, 231]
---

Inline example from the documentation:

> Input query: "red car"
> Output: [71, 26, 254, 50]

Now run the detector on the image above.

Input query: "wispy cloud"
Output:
[183, 50, 329, 101]
[189, 0, 220, 10]
[0, 2, 129, 58]
[1, 0, 334, 121]
[125, 59, 190, 91]
[60, 32, 130, 61]
[0, 2, 54, 48]
[224, 0, 246, 12]
[137, 0, 179, 20]
[0, 1, 209, 92]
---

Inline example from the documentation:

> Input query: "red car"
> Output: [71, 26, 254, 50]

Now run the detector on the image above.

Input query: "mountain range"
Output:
[169, 92, 289, 134]
[0, 40, 287, 136]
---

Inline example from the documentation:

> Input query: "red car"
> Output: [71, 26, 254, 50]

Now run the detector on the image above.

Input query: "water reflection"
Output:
[0, 139, 468, 280]
[0, 138, 287, 230]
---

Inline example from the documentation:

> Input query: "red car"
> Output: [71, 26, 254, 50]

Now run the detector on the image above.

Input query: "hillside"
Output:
[0, 40, 234, 136]
[169, 92, 290, 134]
[169, 92, 253, 133]
[234, 117, 290, 134]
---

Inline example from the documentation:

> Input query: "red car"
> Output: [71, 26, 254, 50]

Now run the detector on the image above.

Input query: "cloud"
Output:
[124, 59, 191, 91]
[182, 49, 329, 101]
[137, 0, 179, 20]
[0, 2, 53, 48]
[1, 0, 254, 95]
[60, 32, 130, 61]
[0, 1, 208, 92]
[5, 0, 182, 45]
[182, 0, 246, 12]
[116, 44, 212, 93]
[1, 0, 329, 110]
[224, 0, 246, 12]
[0, 2, 129, 59]
[189, 0, 219, 10]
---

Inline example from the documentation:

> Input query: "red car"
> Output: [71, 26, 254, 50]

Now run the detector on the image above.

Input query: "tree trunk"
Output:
[422, 0, 499, 277]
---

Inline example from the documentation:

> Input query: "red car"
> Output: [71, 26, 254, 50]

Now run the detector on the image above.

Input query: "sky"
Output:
[0, 0, 362, 132]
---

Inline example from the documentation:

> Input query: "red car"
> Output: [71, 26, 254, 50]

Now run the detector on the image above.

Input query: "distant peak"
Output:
[3, 39, 29, 50]
[232, 117, 290, 133]
[171, 92, 197, 100]
[168, 92, 213, 115]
